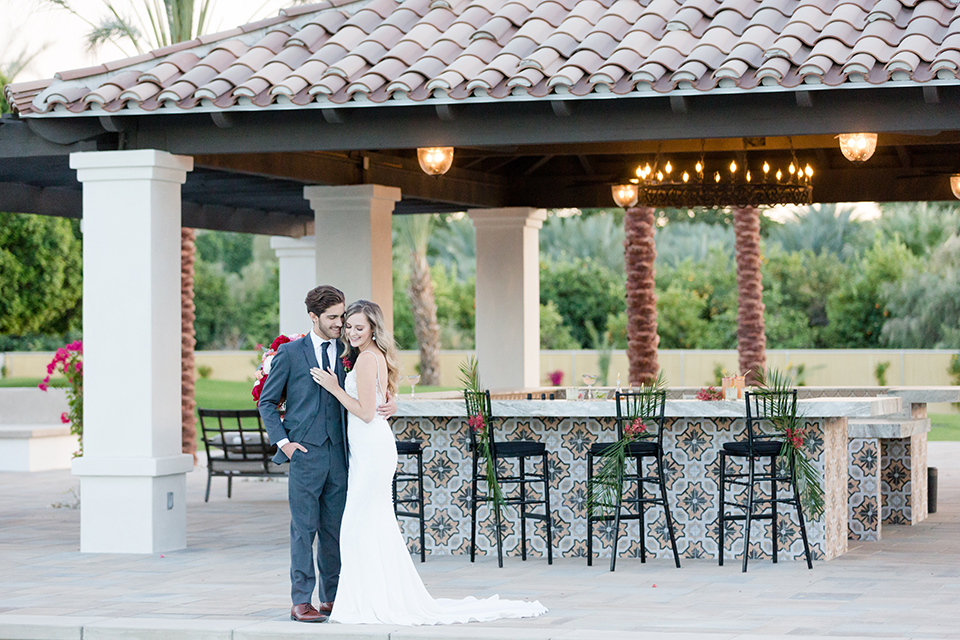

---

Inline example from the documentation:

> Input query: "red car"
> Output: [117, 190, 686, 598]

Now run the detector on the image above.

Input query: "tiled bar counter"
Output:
[392, 395, 901, 563]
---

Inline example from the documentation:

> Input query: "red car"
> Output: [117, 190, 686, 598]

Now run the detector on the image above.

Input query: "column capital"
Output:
[468, 207, 547, 230]
[70, 150, 193, 184]
[270, 235, 316, 258]
[303, 184, 401, 209]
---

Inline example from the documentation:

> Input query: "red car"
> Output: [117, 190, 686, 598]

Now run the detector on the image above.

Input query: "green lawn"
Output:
[0, 377, 66, 388]
[930, 413, 960, 441]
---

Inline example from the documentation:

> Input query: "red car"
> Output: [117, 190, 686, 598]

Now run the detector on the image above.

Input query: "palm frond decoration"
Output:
[459, 358, 505, 515]
[755, 366, 825, 520]
[588, 371, 667, 516]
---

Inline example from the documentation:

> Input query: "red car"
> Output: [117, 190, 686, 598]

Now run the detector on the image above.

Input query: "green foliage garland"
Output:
[588, 371, 667, 516]
[754, 367, 825, 520]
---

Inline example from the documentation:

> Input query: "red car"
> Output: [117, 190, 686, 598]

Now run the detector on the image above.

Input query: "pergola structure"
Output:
[3, 0, 960, 553]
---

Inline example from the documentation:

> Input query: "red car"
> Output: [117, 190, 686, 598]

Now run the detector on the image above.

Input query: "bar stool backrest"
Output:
[744, 390, 798, 454]
[615, 390, 667, 447]
[463, 389, 496, 457]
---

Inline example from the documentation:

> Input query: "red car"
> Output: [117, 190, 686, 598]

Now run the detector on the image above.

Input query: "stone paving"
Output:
[1, 443, 958, 640]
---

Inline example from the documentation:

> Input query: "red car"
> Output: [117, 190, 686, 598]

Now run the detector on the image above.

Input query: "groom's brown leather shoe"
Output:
[290, 603, 327, 623]
[317, 601, 334, 614]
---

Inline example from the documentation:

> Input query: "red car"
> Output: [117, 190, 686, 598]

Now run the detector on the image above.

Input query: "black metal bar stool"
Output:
[393, 439, 426, 562]
[586, 389, 681, 570]
[464, 389, 553, 568]
[718, 389, 813, 572]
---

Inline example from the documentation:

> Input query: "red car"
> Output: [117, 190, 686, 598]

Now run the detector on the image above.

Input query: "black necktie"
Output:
[321, 341, 330, 371]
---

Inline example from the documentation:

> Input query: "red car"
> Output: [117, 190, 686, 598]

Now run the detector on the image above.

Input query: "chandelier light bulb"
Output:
[417, 147, 454, 175]
[805, 165, 813, 178]
[714, 172, 721, 183]
[763, 162, 770, 174]
[682, 171, 689, 182]
[665, 161, 673, 174]
[838, 133, 878, 162]
[729, 160, 737, 174]
[789, 163, 796, 175]
[695, 161, 703, 174]
[746, 170, 752, 182]
[776, 169, 783, 180]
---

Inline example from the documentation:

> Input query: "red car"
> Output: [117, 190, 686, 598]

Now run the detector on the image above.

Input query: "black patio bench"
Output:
[198, 408, 287, 501]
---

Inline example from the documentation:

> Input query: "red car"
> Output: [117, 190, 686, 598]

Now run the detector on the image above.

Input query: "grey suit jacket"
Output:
[258, 335, 348, 465]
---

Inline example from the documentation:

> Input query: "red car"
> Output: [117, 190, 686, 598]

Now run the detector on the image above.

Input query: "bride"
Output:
[312, 300, 547, 625]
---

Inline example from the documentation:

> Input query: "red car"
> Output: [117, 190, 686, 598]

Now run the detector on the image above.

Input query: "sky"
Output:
[2, 0, 291, 82]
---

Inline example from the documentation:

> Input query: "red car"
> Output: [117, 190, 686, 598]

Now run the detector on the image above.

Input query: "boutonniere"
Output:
[341, 356, 353, 372]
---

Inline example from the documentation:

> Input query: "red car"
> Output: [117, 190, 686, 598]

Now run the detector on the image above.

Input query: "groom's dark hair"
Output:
[305, 285, 345, 316]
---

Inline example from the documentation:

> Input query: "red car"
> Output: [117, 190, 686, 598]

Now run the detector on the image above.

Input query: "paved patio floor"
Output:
[1, 443, 958, 640]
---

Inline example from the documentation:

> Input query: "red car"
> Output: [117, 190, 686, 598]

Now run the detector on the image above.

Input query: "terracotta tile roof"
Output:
[6, 0, 960, 117]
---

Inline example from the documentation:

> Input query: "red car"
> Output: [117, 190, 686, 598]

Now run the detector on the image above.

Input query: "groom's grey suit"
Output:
[259, 334, 348, 606]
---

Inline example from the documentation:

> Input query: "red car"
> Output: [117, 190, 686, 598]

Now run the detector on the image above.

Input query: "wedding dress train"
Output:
[329, 369, 547, 625]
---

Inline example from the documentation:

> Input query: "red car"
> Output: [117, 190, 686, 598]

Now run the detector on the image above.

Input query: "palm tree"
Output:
[733, 207, 765, 383]
[624, 206, 659, 385]
[395, 215, 441, 386]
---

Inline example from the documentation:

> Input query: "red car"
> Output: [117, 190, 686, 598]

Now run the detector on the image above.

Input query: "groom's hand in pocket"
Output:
[281, 441, 307, 459]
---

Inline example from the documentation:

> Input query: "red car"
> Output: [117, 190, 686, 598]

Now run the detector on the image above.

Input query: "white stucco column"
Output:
[69, 150, 195, 554]
[304, 185, 400, 332]
[270, 235, 317, 335]
[468, 207, 547, 389]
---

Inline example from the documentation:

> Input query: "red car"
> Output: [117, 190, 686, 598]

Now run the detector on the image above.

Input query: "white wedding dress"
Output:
[329, 367, 547, 625]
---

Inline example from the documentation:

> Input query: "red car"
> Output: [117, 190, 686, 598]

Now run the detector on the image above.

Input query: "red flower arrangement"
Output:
[467, 413, 486, 435]
[624, 417, 648, 438]
[696, 386, 724, 401]
[341, 356, 353, 373]
[252, 333, 305, 404]
[547, 369, 564, 386]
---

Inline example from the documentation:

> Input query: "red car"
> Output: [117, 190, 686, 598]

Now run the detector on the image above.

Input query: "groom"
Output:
[259, 285, 395, 623]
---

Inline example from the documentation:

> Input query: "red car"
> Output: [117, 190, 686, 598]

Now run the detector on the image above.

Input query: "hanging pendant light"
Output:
[611, 183, 639, 208]
[417, 147, 454, 175]
[838, 133, 878, 163]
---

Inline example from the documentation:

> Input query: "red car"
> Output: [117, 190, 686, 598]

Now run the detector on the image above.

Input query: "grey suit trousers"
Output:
[288, 438, 348, 605]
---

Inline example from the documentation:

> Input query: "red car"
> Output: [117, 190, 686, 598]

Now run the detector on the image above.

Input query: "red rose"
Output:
[270, 335, 292, 351]
[252, 378, 264, 403]
[341, 356, 353, 372]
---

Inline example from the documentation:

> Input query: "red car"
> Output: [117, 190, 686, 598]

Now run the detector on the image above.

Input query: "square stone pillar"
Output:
[304, 185, 400, 332]
[270, 235, 317, 336]
[468, 207, 547, 389]
[69, 150, 195, 554]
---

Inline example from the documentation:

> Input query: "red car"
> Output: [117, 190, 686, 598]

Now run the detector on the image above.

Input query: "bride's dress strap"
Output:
[357, 350, 385, 401]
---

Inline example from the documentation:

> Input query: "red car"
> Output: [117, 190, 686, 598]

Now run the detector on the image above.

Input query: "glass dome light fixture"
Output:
[951, 175, 960, 200]
[417, 147, 454, 175]
[611, 183, 639, 208]
[838, 133, 878, 163]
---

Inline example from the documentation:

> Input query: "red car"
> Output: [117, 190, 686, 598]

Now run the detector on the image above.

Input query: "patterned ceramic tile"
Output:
[391, 413, 841, 563]
[848, 437, 881, 541]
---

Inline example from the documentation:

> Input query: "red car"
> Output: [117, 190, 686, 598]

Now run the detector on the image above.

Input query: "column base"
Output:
[73, 455, 193, 553]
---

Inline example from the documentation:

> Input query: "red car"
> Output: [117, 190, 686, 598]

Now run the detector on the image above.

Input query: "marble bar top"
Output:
[394, 395, 902, 419]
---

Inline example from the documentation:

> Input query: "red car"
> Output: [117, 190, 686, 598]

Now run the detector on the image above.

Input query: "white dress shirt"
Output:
[275, 331, 336, 450]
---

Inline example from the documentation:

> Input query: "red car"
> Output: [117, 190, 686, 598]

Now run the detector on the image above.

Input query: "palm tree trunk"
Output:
[624, 206, 659, 385]
[181, 228, 197, 461]
[408, 249, 441, 386]
[733, 206, 766, 384]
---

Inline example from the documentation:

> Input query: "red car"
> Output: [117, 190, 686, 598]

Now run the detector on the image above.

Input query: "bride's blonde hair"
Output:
[342, 300, 400, 397]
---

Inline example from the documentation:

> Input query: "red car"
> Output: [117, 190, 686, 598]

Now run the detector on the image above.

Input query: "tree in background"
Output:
[733, 207, 766, 384]
[0, 212, 82, 336]
[395, 215, 441, 386]
[624, 206, 659, 385]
